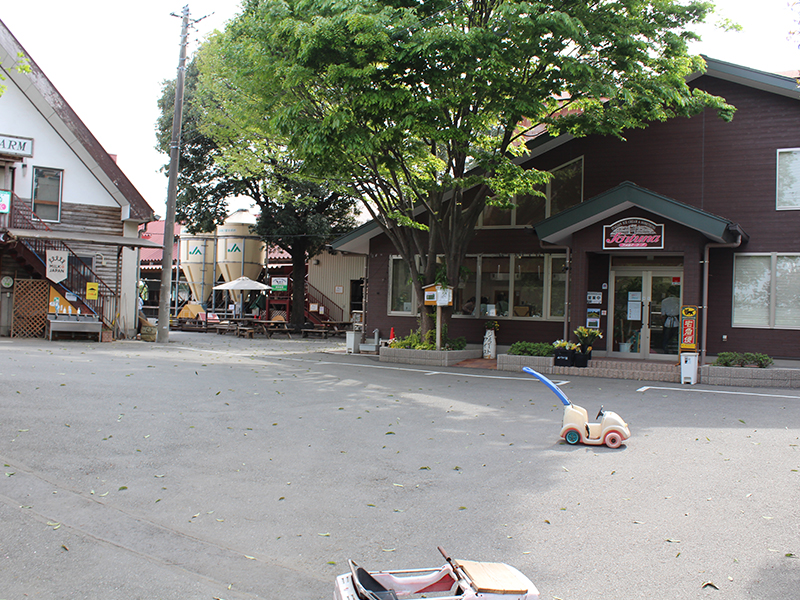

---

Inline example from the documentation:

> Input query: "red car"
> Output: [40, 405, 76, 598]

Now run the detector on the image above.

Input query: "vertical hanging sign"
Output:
[46, 250, 69, 284]
[680, 305, 698, 351]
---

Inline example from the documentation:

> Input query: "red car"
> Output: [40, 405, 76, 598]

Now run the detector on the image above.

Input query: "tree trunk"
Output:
[290, 243, 307, 331]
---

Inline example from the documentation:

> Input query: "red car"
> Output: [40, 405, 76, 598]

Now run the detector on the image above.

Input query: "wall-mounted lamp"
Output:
[312, 259, 320, 265]
[95, 253, 107, 267]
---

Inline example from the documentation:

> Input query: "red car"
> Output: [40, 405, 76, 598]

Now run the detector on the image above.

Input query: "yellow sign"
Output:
[86, 282, 99, 300]
[681, 306, 697, 318]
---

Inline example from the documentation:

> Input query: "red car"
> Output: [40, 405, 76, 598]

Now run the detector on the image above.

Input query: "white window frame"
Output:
[777, 148, 800, 211]
[387, 255, 416, 316]
[478, 156, 584, 228]
[32, 166, 63, 222]
[732, 253, 800, 330]
[453, 253, 566, 321]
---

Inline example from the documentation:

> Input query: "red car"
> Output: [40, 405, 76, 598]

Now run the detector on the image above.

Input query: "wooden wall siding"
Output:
[524, 76, 800, 254]
[59, 203, 124, 236]
[308, 251, 365, 316]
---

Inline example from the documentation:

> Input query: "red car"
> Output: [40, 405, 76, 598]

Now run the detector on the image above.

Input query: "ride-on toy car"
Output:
[523, 367, 630, 448]
[335, 546, 539, 600]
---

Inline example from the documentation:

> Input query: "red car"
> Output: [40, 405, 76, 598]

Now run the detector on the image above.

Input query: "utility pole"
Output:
[157, 6, 190, 343]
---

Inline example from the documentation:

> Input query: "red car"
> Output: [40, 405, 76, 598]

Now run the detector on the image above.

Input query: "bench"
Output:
[301, 328, 328, 339]
[267, 326, 293, 339]
[237, 327, 255, 338]
[47, 316, 103, 342]
[215, 324, 237, 335]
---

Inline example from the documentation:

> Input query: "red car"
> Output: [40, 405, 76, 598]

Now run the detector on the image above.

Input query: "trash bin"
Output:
[681, 352, 699, 385]
[345, 330, 360, 354]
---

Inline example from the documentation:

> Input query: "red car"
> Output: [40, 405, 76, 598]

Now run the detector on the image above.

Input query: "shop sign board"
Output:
[271, 276, 288, 291]
[0, 134, 34, 158]
[680, 305, 698, 351]
[0, 190, 10, 214]
[603, 217, 664, 250]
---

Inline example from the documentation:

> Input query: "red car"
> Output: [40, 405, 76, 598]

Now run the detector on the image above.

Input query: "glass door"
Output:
[612, 274, 644, 355]
[611, 270, 682, 358]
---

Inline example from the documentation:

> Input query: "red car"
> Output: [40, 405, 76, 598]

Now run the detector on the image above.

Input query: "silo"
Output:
[216, 210, 265, 303]
[179, 228, 216, 305]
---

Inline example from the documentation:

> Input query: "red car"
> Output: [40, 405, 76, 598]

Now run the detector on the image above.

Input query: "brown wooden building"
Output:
[333, 57, 800, 361]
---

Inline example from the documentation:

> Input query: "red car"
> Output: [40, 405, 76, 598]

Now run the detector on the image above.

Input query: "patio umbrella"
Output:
[213, 276, 271, 291]
[213, 277, 271, 316]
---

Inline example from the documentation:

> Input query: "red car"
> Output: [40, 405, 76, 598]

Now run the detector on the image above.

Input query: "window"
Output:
[32, 167, 62, 222]
[733, 254, 800, 329]
[453, 254, 566, 320]
[479, 157, 583, 227]
[388, 256, 414, 314]
[777, 149, 800, 210]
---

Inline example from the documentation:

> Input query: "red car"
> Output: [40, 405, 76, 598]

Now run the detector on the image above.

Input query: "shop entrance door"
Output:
[610, 269, 682, 358]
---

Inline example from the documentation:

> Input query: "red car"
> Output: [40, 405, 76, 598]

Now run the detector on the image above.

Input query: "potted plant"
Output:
[573, 326, 603, 367]
[552, 339, 578, 366]
[483, 320, 500, 359]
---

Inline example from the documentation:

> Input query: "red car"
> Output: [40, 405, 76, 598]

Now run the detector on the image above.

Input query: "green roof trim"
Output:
[534, 181, 746, 245]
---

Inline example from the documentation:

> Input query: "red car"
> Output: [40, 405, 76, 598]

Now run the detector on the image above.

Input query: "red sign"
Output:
[680, 305, 698, 351]
[603, 218, 664, 250]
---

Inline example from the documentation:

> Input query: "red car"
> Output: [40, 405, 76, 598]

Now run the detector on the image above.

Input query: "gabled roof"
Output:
[534, 181, 748, 245]
[0, 19, 154, 223]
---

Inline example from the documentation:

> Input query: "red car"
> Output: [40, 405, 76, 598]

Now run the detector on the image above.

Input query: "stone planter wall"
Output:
[379, 347, 482, 367]
[700, 365, 800, 388]
[497, 354, 553, 372]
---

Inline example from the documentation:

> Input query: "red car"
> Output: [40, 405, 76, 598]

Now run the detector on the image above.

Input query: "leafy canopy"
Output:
[201, 0, 733, 329]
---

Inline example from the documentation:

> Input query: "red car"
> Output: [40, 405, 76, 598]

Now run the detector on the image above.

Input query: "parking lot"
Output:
[1, 333, 799, 599]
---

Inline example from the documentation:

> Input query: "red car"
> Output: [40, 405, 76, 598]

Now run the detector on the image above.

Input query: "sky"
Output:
[2, 0, 800, 219]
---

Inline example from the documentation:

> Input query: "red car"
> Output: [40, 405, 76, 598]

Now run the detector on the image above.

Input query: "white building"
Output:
[0, 19, 157, 339]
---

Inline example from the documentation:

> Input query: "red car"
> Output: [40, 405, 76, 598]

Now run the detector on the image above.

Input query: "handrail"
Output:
[306, 281, 344, 322]
[5, 193, 116, 328]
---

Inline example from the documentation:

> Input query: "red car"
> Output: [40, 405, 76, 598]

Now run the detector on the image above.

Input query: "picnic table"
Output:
[301, 321, 351, 338]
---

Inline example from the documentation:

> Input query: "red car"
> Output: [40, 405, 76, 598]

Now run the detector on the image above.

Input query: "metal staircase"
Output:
[2, 192, 116, 328]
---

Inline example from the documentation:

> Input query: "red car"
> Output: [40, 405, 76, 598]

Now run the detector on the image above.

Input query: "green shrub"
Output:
[389, 327, 466, 351]
[508, 341, 555, 357]
[714, 352, 739, 367]
[713, 351, 773, 368]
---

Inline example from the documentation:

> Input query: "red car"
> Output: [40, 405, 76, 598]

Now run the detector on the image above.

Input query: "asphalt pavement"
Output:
[1, 333, 799, 600]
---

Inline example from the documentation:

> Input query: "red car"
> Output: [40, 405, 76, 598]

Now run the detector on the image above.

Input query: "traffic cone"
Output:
[390, 327, 396, 340]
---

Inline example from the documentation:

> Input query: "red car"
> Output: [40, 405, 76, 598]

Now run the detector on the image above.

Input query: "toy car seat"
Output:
[349, 560, 399, 600]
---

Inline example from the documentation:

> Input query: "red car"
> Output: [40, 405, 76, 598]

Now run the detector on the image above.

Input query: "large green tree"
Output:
[202, 0, 734, 333]
[156, 58, 358, 329]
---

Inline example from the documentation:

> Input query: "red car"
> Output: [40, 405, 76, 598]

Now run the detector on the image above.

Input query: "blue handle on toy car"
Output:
[522, 367, 571, 406]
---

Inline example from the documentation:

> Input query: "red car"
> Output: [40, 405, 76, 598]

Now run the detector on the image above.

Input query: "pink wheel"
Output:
[604, 431, 623, 449]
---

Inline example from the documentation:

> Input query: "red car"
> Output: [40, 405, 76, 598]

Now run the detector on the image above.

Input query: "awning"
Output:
[3, 228, 162, 249]
[534, 181, 748, 245]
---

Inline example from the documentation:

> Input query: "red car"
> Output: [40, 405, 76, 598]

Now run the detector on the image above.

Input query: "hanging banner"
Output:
[0, 190, 10, 214]
[603, 217, 664, 250]
[680, 305, 698, 351]
[46, 250, 69, 284]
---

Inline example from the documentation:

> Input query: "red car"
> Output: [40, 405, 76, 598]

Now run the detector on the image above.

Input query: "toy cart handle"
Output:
[522, 367, 571, 406]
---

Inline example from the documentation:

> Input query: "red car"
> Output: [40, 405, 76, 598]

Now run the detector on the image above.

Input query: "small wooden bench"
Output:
[301, 328, 328, 339]
[237, 327, 255, 338]
[215, 324, 237, 335]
